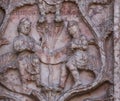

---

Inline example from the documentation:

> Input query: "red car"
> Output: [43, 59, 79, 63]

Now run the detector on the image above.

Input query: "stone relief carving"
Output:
[66, 21, 88, 87]
[13, 18, 41, 88]
[37, 0, 63, 23]
[0, 0, 115, 101]
[114, 0, 120, 101]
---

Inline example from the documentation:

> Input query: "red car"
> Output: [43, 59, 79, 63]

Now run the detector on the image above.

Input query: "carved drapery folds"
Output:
[0, 0, 115, 101]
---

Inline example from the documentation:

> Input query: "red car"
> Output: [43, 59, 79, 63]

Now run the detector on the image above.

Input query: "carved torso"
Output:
[13, 34, 35, 53]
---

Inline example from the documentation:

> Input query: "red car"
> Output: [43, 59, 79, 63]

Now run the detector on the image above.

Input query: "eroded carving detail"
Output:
[66, 21, 88, 87]
[37, 0, 63, 23]
[0, 0, 114, 101]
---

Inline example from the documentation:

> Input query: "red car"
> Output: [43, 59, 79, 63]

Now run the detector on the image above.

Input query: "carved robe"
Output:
[67, 37, 88, 69]
[13, 34, 40, 86]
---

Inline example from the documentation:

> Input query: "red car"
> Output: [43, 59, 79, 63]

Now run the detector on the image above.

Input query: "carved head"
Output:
[31, 54, 40, 66]
[18, 18, 31, 35]
[68, 21, 80, 38]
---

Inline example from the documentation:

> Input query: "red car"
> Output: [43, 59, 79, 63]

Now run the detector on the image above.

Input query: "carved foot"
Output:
[32, 90, 40, 96]
[32, 90, 46, 101]
[40, 83, 63, 92]
[53, 86, 63, 92]
[36, 80, 41, 87]
[73, 81, 82, 88]
[39, 83, 52, 91]
[55, 14, 63, 23]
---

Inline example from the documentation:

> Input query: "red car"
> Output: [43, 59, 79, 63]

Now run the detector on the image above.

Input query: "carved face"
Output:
[31, 55, 40, 66]
[32, 58, 40, 66]
[18, 18, 31, 35]
[68, 25, 79, 38]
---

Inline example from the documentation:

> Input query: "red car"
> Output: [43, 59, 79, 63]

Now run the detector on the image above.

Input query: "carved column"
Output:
[114, 0, 120, 101]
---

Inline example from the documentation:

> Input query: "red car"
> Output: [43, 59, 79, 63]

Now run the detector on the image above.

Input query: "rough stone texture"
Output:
[114, 0, 120, 101]
[0, 0, 116, 101]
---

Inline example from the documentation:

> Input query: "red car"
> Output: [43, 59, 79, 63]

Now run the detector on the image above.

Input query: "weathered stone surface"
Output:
[0, 0, 117, 101]
[114, 0, 120, 101]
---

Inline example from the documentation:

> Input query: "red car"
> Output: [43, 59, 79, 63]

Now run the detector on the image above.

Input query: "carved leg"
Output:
[36, 74, 41, 87]
[71, 69, 82, 87]
[38, 0, 46, 23]
[60, 64, 67, 89]
[55, 4, 63, 22]
[66, 63, 82, 87]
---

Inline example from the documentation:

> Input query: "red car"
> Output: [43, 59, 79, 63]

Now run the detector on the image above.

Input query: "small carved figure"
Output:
[37, 0, 63, 23]
[13, 18, 41, 87]
[18, 54, 41, 86]
[27, 54, 41, 86]
[66, 21, 88, 87]
[13, 18, 36, 53]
